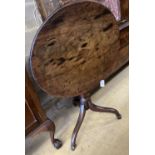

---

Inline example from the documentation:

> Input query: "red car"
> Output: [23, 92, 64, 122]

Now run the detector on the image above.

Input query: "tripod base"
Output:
[71, 96, 121, 150]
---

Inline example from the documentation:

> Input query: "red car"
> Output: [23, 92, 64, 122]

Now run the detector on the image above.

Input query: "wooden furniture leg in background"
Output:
[35, 0, 60, 21]
[35, 0, 54, 21]
[26, 70, 62, 149]
[71, 95, 121, 150]
[28, 118, 62, 149]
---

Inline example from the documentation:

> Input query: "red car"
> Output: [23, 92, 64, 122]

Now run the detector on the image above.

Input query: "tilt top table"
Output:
[30, 0, 122, 150]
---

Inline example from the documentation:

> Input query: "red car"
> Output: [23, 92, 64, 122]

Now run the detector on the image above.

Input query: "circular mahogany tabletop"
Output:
[30, 1, 120, 97]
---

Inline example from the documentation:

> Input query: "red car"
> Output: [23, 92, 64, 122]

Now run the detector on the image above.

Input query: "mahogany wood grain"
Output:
[30, 1, 120, 97]
[59, 0, 121, 21]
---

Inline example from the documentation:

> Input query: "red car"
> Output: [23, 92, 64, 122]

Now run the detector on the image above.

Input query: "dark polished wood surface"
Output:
[31, 1, 121, 97]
